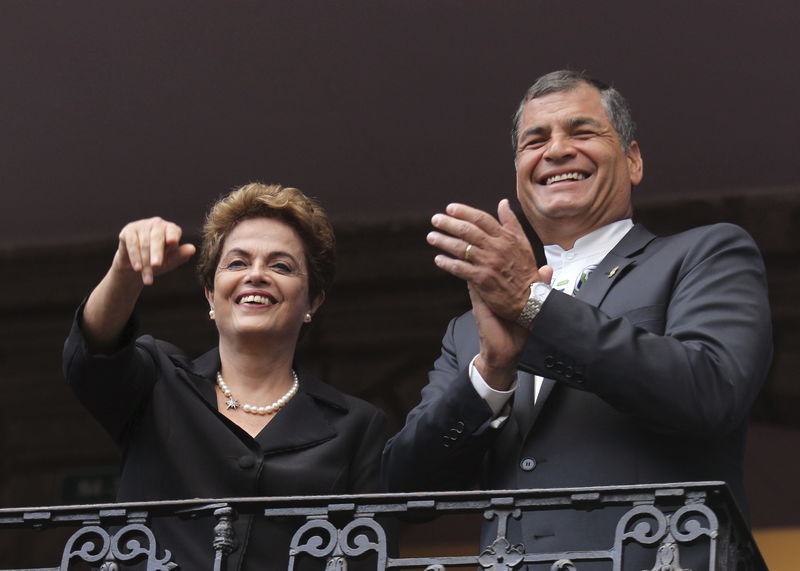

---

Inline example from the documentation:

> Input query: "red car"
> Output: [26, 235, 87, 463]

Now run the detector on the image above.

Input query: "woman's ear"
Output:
[309, 291, 326, 317]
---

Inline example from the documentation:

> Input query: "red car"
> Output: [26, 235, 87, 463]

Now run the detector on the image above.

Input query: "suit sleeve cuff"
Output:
[468, 354, 517, 423]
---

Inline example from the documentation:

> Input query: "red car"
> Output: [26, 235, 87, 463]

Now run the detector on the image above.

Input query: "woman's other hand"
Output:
[115, 217, 196, 285]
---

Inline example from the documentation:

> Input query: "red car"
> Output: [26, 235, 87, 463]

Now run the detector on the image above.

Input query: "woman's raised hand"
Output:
[115, 217, 197, 285]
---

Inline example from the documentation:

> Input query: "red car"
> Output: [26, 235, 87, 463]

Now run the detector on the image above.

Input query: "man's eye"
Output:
[523, 138, 546, 149]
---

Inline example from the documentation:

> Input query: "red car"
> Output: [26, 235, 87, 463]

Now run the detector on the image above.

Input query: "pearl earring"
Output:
[304, 313, 312, 323]
[209, 308, 215, 319]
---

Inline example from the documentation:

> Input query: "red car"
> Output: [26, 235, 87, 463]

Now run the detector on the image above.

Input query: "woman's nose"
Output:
[244, 260, 270, 283]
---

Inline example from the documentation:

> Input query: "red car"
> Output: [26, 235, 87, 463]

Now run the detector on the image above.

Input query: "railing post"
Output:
[212, 505, 238, 571]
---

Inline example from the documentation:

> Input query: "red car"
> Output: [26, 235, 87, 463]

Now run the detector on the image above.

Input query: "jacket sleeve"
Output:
[63, 299, 157, 443]
[381, 313, 501, 492]
[519, 223, 772, 436]
[348, 406, 389, 494]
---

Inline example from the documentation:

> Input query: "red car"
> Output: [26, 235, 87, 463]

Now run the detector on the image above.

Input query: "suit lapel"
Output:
[513, 372, 556, 439]
[522, 224, 657, 428]
[574, 224, 657, 306]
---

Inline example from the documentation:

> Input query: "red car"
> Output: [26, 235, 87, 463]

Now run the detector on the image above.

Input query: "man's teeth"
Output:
[545, 172, 587, 185]
[238, 294, 273, 305]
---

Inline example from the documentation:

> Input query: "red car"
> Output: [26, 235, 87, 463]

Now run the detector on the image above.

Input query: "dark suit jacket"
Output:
[382, 223, 772, 562]
[64, 303, 387, 570]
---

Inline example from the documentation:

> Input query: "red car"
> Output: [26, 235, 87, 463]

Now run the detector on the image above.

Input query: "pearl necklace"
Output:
[216, 370, 299, 415]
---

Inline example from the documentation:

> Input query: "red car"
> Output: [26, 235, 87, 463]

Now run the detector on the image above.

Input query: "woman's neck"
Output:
[216, 334, 297, 393]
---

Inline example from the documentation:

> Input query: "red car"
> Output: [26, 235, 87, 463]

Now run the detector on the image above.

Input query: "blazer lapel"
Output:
[512, 371, 536, 439]
[255, 390, 338, 454]
[256, 371, 345, 454]
[522, 224, 657, 430]
[574, 224, 657, 306]
[513, 373, 556, 438]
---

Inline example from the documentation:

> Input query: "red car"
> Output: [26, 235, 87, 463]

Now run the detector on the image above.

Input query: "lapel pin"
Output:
[607, 266, 619, 278]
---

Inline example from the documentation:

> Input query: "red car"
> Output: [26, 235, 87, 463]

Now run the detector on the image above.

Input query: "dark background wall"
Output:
[2, 1, 800, 245]
[1, 1, 799, 564]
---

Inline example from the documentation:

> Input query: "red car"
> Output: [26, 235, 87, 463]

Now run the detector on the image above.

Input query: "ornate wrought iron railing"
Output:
[0, 481, 766, 570]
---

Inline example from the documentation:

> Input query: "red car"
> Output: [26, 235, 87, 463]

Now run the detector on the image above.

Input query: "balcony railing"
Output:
[0, 481, 766, 570]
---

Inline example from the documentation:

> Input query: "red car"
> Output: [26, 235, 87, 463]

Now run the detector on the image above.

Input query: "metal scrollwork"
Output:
[478, 537, 524, 570]
[479, 509, 525, 570]
[550, 559, 577, 571]
[288, 516, 387, 570]
[645, 539, 687, 571]
[290, 518, 339, 562]
[60, 523, 177, 570]
[615, 502, 720, 571]
[616, 505, 669, 547]
[61, 525, 111, 567]
[670, 503, 718, 543]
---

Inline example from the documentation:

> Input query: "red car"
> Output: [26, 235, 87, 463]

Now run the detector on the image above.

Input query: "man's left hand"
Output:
[428, 199, 544, 322]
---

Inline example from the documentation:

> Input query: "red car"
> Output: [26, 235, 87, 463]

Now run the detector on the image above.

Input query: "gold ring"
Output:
[464, 243, 473, 261]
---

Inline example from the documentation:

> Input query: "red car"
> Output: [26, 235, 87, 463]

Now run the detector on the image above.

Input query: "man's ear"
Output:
[627, 140, 644, 186]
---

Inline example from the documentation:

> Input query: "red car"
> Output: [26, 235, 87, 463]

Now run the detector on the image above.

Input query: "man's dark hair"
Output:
[511, 70, 636, 152]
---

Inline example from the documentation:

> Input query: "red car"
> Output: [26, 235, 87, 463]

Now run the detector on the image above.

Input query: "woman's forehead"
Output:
[220, 217, 306, 258]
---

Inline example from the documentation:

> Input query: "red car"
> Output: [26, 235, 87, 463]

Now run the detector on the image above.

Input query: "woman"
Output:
[63, 183, 387, 570]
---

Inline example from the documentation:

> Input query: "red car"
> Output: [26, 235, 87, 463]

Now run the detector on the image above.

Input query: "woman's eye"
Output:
[226, 260, 247, 269]
[272, 262, 292, 273]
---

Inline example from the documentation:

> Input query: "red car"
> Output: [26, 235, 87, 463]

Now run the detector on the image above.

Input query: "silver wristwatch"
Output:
[515, 282, 551, 330]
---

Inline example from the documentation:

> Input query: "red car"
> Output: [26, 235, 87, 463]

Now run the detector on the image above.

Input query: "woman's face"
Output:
[205, 217, 322, 344]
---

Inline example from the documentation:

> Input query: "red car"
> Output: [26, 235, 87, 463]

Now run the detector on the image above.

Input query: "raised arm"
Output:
[82, 217, 196, 352]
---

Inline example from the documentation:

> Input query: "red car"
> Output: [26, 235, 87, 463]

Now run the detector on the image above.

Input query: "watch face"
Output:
[533, 282, 551, 301]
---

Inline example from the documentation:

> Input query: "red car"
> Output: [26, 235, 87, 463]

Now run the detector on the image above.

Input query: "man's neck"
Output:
[536, 212, 632, 250]
[540, 218, 632, 252]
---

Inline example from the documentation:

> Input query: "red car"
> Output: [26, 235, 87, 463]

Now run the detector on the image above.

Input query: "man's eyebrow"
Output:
[518, 125, 548, 141]
[568, 116, 603, 129]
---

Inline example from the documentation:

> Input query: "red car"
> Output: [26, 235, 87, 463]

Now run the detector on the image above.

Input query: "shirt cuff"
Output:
[468, 354, 517, 425]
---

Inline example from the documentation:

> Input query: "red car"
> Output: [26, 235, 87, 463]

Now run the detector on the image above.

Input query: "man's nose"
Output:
[543, 135, 576, 161]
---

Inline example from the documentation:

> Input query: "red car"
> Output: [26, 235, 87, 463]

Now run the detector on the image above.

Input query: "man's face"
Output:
[514, 83, 643, 241]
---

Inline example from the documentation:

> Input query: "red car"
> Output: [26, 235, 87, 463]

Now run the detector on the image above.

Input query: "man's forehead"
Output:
[520, 84, 608, 126]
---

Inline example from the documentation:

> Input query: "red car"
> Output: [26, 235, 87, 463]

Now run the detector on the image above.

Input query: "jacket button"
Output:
[238, 455, 256, 469]
[455, 421, 465, 433]
[520, 458, 537, 472]
[544, 356, 555, 368]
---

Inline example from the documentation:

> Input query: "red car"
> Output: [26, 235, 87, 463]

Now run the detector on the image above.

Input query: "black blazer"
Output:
[64, 304, 387, 570]
[382, 223, 772, 561]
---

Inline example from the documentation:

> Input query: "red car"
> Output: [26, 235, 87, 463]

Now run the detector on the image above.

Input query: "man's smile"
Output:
[540, 171, 590, 186]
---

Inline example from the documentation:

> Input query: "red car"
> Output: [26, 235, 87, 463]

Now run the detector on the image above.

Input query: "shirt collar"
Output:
[543, 219, 633, 267]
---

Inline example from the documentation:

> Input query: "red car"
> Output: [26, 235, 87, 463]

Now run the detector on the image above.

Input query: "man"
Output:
[381, 71, 772, 566]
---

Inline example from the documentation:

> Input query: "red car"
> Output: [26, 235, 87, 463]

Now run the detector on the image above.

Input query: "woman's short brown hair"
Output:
[197, 183, 335, 303]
